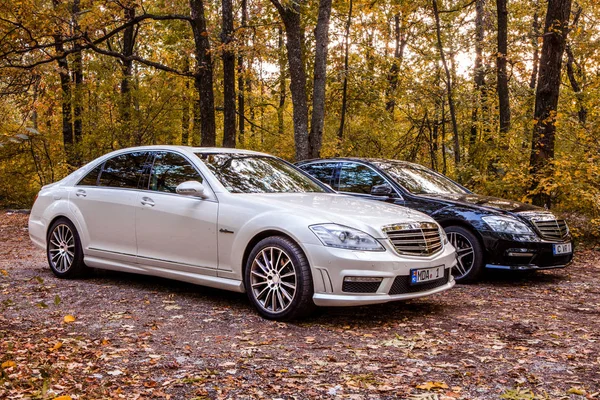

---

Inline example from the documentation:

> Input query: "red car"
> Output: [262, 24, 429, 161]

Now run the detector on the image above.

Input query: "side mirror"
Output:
[370, 183, 393, 197]
[176, 180, 207, 198]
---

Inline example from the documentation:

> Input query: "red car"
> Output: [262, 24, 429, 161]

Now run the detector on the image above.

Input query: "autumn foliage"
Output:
[0, 0, 598, 239]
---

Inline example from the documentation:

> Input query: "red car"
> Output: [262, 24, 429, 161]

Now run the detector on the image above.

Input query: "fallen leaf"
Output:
[305, 336, 316, 343]
[63, 315, 76, 323]
[567, 387, 586, 395]
[1, 360, 16, 368]
[54, 396, 72, 400]
[416, 381, 449, 391]
[0, 269, 7, 276]
[50, 342, 63, 351]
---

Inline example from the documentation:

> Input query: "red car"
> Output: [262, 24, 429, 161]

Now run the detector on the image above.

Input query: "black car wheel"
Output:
[47, 218, 86, 278]
[445, 226, 483, 283]
[244, 236, 315, 320]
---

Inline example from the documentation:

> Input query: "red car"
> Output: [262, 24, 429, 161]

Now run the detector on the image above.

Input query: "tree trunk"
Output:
[237, 0, 248, 146]
[496, 0, 511, 135]
[469, 0, 486, 150]
[277, 27, 286, 136]
[52, 39, 74, 165]
[221, 0, 236, 148]
[190, 0, 216, 147]
[565, 6, 586, 126]
[181, 59, 191, 145]
[308, 0, 332, 158]
[529, 0, 572, 208]
[337, 0, 353, 142]
[271, 0, 310, 161]
[432, 0, 460, 166]
[529, 9, 540, 89]
[71, 0, 83, 166]
[385, 13, 407, 114]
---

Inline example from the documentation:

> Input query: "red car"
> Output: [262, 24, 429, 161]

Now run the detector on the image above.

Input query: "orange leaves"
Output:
[1, 360, 16, 368]
[63, 315, 76, 323]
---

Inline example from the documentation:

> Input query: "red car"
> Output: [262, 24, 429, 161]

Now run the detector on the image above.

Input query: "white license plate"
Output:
[410, 265, 445, 285]
[553, 243, 572, 255]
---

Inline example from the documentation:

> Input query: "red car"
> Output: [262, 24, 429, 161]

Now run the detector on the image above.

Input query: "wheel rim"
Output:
[250, 246, 297, 314]
[448, 232, 475, 279]
[48, 224, 75, 273]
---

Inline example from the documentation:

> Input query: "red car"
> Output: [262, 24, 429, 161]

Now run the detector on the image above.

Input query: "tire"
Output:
[46, 218, 86, 278]
[244, 236, 315, 320]
[445, 225, 484, 283]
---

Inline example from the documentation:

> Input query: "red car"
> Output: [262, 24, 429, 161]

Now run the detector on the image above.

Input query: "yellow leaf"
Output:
[54, 396, 73, 400]
[63, 315, 76, 323]
[567, 387, 586, 395]
[50, 342, 63, 351]
[0, 269, 7, 276]
[416, 381, 449, 390]
[1, 360, 16, 368]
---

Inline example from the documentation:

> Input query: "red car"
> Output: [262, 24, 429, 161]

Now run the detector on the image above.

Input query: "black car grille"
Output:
[389, 269, 450, 295]
[342, 281, 381, 293]
[383, 222, 443, 256]
[521, 214, 569, 241]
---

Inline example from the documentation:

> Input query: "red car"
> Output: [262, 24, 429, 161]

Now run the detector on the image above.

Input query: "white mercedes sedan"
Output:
[29, 146, 456, 319]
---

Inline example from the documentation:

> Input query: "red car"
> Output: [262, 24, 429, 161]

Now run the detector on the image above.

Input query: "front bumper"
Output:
[303, 240, 457, 307]
[481, 232, 573, 271]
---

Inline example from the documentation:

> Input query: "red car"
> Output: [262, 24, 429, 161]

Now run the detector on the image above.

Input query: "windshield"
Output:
[373, 161, 468, 195]
[197, 153, 327, 194]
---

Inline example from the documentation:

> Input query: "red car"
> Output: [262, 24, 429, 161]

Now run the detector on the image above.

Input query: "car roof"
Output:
[297, 157, 425, 169]
[111, 145, 267, 156]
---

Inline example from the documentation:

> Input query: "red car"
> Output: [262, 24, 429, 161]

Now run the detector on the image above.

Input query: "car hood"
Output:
[420, 193, 542, 213]
[237, 192, 438, 237]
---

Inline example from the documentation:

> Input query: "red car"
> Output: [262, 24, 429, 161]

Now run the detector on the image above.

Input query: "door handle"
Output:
[140, 197, 155, 207]
[75, 189, 87, 198]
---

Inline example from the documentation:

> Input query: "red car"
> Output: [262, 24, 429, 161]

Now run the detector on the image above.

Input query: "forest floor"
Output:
[1, 211, 599, 400]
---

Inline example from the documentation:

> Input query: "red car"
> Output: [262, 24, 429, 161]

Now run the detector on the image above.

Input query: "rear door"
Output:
[135, 151, 219, 272]
[70, 151, 150, 260]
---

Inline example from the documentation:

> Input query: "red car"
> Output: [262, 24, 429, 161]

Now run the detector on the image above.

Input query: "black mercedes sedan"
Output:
[296, 158, 573, 282]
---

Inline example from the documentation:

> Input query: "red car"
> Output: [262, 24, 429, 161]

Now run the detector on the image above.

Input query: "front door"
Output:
[135, 151, 219, 271]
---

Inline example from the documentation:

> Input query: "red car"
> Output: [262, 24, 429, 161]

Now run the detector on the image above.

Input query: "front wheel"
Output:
[244, 236, 315, 320]
[47, 218, 86, 278]
[445, 226, 484, 283]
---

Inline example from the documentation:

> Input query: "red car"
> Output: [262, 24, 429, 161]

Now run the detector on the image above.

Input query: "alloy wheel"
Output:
[448, 232, 475, 279]
[250, 246, 297, 314]
[48, 224, 76, 273]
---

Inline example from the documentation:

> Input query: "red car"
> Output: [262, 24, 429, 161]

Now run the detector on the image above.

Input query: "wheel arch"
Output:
[241, 229, 305, 281]
[438, 219, 487, 260]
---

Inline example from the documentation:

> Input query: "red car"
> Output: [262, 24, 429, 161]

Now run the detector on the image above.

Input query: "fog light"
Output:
[506, 248, 535, 257]
[343, 276, 383, 283]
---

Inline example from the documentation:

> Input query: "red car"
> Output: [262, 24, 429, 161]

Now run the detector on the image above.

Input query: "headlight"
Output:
[482, 216, 534, 235]
[310, 224, 385, 251]
[439, 227, 449, 244]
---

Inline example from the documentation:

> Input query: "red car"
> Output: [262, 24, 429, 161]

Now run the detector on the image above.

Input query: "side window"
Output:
[98, 152, 149, 189]
[338, 163, 385, 194]
[299, 162, 337, 187]
[77, 164, 103, 186]
[150, 152, 203, 193]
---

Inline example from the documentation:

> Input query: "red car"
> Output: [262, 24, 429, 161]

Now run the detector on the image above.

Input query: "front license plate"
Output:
[553, 243, 572, 255]
[410, 265, 445, 285]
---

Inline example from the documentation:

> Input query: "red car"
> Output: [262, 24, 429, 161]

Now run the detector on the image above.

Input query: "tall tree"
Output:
[270, 0, 310, 160]
[432, 0, 460, 166]
[529, 0, 573, 208]
[565, 5, 586, 126]
[385, 12, 408, 114]
[237, 0, 248, 146]
[496, 0, 511, 135]
[221, 0, 236, 148]
[190, 0, 216, 147]
[470, 0, 487, 150]
[337, 0, 353, 142]
[308, 0, 333, 158]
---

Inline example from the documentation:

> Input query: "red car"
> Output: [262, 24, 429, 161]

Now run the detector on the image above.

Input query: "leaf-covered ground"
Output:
[1, 211, 599, 400]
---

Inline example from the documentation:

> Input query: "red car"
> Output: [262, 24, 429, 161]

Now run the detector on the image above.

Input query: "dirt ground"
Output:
[1, 211, 599, 400]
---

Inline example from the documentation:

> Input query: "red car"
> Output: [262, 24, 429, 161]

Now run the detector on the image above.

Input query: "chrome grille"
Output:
[520, 213, 569, 241]
[383, 222, 443, 256]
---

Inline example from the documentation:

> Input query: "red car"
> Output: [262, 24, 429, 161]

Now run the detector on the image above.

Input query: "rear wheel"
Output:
[47, 218, 86, 278]
[445, 226, 483, 283]
[244, 236, 315, 320]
